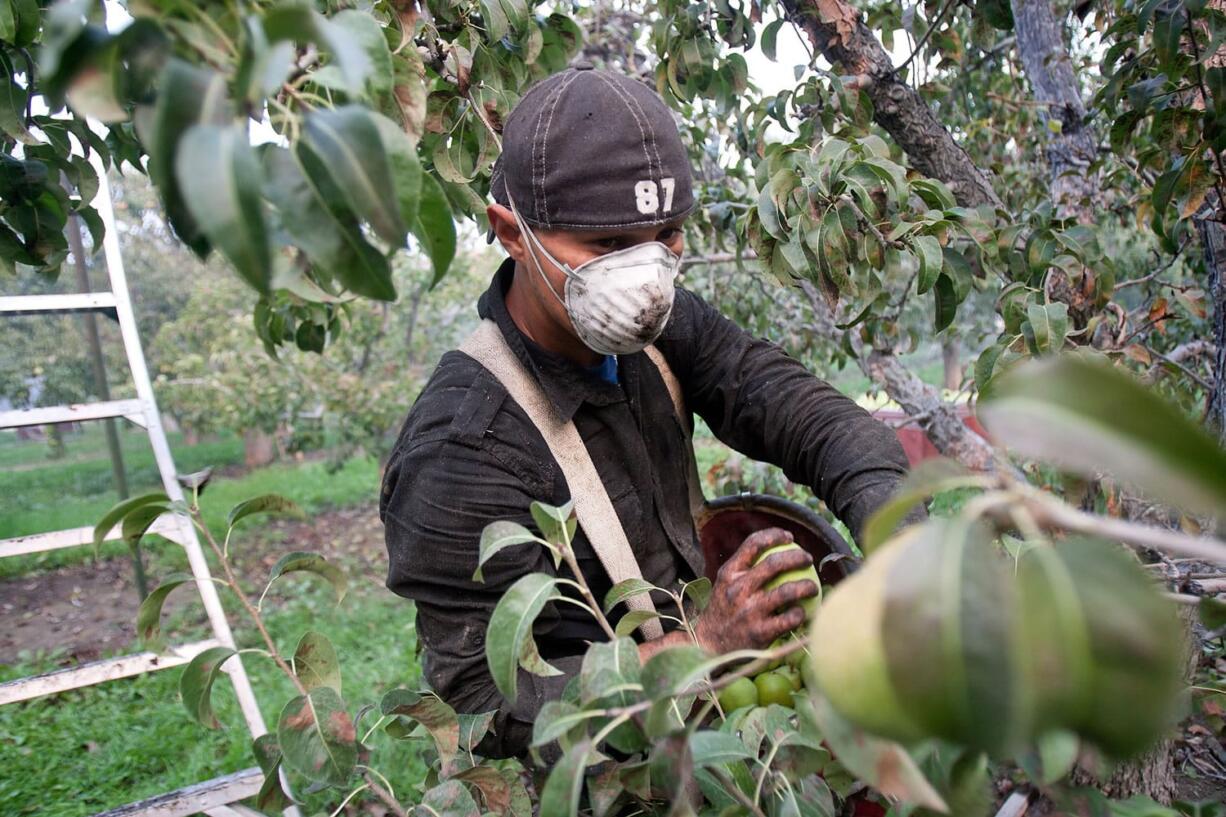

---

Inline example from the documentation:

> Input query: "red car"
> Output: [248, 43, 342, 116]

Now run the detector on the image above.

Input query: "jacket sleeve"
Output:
[381, 435, 582, 759]
[657, 288, 921, 542]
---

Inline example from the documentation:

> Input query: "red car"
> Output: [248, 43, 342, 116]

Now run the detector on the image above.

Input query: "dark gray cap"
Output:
[490, 65, 695, 230]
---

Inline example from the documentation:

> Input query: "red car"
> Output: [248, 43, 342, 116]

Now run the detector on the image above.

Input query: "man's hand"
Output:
[692, 527, 818, 655]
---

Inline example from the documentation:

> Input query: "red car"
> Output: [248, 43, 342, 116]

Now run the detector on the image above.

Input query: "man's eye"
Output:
[657, 228, 680, 242]
[594, 238, 622, 250]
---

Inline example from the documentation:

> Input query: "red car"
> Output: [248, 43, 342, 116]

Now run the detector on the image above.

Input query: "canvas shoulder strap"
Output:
[459, 319, 664, 640]
[643, 345, 706, 519]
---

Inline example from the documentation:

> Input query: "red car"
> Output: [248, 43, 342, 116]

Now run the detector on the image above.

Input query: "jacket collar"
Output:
[477, 259, 625, 422]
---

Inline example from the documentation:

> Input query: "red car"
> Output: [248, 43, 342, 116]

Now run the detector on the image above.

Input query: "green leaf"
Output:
[1036, 730, 1080, 784]
[615, 609, 662, 637]
[267, 145, 395, 301]
[486, 572, 563, 702]
[300, 106, 406, 246]
[370, 110, 423, 226]
[180, 646, 238, 729]
[683, 577, 712, 612]
[913, 234, 943, 294]
[539, 740, 596, 817]
[981, 356, 1226, 516]
[420, 779, 481, 817]
[690, 731, 752, 767]
[277, 686, 357, 786]
[911, 178, 957, 210]
[481, 0, 510, 41]
[603, 578, 659, 614]
[176, 123, 273, 293]
[332, 9, 393, 99]
[380, 688, 460, 769]
[227, 494, 304, 529]
[641, 644, 709, 698]
[136, 571, 194, 644]
[264, 551, 348, 605]
[862, 458, 984, 552]
[533, 700, 602, 747]
[93, 491, 170, 549]
[120, 501, 169, 546]
[414, 171, 457, 288]
[933, 272, 958, 332]
[293, 630, 341, 694]
[579, 637, 641, 706]
[137, 60, 230, 257]
[530, 500, 576, 546]
[263, 1, 372, 98]
[809, 695, 948, 811]
[457, 711, 495, 751]
[236, 16, 295, 106]
[252, 734, 291, 811]
[474, 521, 539, 582]
[1199, 597, 1226, 631]
[1022, 302, 1069, 355]
[761, 19, 784, 61]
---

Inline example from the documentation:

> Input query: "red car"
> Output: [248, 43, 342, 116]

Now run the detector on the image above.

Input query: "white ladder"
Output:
[0, 149, 294, 817]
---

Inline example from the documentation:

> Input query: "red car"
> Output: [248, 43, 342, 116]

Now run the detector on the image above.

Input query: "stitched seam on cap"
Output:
[602, 74, 664, 182]
[593, 72, 655, 182]
[530, 76, 571, 221]
[540, 70, 583, 229]
[530, 81, 558, 221]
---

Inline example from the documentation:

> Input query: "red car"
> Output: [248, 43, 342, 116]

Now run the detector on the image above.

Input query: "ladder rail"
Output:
[88, 151, 272, 744]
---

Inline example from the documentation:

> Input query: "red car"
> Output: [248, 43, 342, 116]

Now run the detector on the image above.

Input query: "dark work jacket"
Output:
[380, 259, 914, 758]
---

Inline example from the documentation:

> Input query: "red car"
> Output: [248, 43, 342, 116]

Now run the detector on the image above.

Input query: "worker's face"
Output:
[487, 203, 686, 335]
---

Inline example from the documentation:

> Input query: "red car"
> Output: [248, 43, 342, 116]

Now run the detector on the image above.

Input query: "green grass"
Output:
[0, 579, 424, 816]
[0, 425, 245, 542]
[0, 454, 421, 816]
[0, 440, 375, 579]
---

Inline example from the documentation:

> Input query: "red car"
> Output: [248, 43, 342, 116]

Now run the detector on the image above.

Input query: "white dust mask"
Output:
[510, 204, 681, 356]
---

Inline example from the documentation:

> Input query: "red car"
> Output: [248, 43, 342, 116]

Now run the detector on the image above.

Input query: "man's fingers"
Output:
[744, 547, 814, 592]
[724, 527, 795, 573]
[758, 606, 807, 644]
[756, 577, 819, 613]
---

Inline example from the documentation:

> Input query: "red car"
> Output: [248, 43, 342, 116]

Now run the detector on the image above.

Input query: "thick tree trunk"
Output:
[1010, 0, 1100, 223]
[781, 0, 1004, 210]
[1198, 217, 1226, 443]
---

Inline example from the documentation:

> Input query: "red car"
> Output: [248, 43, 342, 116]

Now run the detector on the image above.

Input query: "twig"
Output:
[191, 509, 307, 696]
[992, 489, 1226, 565]
[709, 766, 768, 817]
[366, 775, 409, 817]
[894, 0, 958, 77]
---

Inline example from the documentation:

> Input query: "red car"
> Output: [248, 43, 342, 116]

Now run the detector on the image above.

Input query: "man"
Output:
[381, 65, 916, 758]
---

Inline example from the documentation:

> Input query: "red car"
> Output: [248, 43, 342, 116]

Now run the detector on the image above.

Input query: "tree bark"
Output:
[780, 0, 1004, 210]
[1198, 217, 1226, 443]
[798, 281, 1004, 472]
[1010, 0, 1100, 223]
[775, 0, 1006, 471]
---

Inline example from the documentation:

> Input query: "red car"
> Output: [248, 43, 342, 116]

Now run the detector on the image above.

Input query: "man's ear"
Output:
[487, 203, 529, 264]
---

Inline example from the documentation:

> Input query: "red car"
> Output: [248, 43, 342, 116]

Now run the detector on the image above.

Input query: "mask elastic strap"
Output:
[506, 193, 568, 309]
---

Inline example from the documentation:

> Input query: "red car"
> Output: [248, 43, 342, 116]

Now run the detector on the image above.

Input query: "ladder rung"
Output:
[0, 516, 188, 559]
[0, 292, 119, 316]
[90, 767, 264, 817]
[0, 639, 220, 705]
[0, 398, 147, 429]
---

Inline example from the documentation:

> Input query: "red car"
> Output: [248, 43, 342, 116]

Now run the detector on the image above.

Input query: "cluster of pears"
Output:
[717, 542, 820, 714]
[808, 518, 1186, 759]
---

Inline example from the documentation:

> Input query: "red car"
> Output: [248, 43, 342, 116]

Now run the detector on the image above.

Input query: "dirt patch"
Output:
[0, 503, 386, 666]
